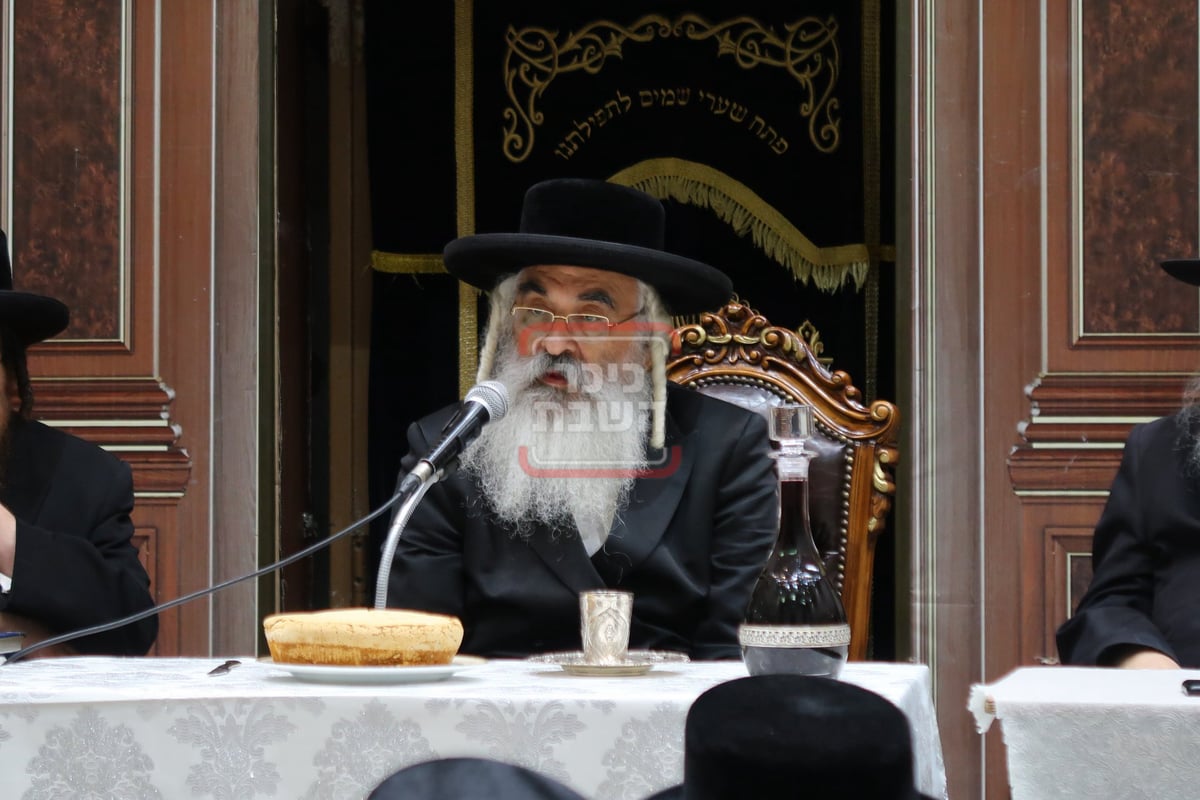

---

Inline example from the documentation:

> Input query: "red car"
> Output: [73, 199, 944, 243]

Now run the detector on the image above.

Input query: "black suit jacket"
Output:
[386, 384, 778, 659]
[1057, 414, 1200, 667]
[0, 418, 157, 655]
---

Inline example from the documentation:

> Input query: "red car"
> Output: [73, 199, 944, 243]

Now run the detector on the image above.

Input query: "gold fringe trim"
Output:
[610, 158, 872, 292]
[459, 282, 478, 396]
[370, 251, 447, 274]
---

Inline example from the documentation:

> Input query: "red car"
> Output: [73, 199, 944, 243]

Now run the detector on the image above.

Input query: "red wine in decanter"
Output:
[739, 405, 849, 678]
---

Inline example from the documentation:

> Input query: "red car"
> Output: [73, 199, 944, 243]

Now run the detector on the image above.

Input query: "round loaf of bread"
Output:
[263, 608, 464, 666]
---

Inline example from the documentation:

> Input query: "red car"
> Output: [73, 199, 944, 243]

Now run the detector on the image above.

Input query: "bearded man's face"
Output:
[458, 265, 655, 535]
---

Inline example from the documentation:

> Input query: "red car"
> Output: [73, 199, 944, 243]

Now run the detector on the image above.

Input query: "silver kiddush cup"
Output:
[579, 590, 633, 664]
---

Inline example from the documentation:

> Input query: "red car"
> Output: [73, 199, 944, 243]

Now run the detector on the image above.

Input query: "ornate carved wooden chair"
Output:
[666, 301, 900, 660]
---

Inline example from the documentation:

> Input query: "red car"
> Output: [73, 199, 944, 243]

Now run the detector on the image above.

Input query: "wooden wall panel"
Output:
[993, 1, 1200, 795]
[1043, 525, 1096, 660]
[1043, 0, 1200, 372]
[906, 0, 1200, 796]
[1079, 2, 1198, 335]
[903, 1, 988, 797]
[5, 0, 188, 656]
[0, 0, 266, 657]
[152, 0, 217, 656]
[1011, 0, 1198, 675]
[10, 0, 123, 340]
[978, 2, 1046, 798]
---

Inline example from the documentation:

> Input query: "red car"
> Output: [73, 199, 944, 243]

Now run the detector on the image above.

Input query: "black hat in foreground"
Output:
[368, 757, 586, 800]
[645, 674, 934, 800]
[442, 178, 733, 315]
[1161, 259, 1200, 286]
[0, 230, 69, 348]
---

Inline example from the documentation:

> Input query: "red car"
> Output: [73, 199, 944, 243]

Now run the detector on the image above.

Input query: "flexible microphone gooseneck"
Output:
[372, 381, 509, 609]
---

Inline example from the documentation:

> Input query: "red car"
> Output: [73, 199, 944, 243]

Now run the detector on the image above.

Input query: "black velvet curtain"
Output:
[363, 0, 895, 656]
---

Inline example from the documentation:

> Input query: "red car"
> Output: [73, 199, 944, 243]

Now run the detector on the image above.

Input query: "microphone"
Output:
[391, 380, 509, 496]
[374, 381, 510, 608]
[422, 380, 509, 475]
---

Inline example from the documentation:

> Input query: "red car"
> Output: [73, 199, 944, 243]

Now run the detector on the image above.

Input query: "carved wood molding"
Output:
[31, 377, 191, 496]
[32, 378, 177, 417]
[1043, 525, 1094, 661]
[1019, 373, 1187, 417]
[1009, 373, 1188, 493]
[668, 302, 900, 441]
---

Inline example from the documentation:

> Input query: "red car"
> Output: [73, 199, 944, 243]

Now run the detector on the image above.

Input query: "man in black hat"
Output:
[386, 178, 777, 659]
[646, 674, 935, 800]
[1056, 258, 1200, 669]
[369, 758, 586, 800]
[0, 232, 156, 656]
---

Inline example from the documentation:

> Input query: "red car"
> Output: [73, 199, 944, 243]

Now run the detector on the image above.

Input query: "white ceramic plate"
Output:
[261, 655, 486, 685]
[0, 631, 25, 655]
[527, 650, 690, 677]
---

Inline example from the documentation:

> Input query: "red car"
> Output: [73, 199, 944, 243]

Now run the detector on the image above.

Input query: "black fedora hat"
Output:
[368, 757, 586, 800]
[1161, 259, 1200, 286]
[443, 178, 732, 315]
[645, 675, 935, 800]
[0, 231, 69, 348]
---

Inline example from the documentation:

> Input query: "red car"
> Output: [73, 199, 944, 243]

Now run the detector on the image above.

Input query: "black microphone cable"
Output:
[1, 487, 411, 665]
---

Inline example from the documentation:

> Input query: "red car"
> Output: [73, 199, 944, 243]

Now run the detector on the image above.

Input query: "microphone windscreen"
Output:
[464, 380, 509, 422]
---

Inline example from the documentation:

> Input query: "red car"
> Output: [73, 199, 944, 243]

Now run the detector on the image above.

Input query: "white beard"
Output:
[459, 339, 652, 540]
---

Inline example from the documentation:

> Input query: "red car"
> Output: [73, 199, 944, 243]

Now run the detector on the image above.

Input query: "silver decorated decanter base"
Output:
[739, 623, 850, 678]
[741, 643, 848, 678]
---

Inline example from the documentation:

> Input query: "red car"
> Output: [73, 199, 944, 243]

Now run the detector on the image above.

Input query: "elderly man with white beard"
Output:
[385, 178, 778, 659]
[1057, 256, 1200, 670]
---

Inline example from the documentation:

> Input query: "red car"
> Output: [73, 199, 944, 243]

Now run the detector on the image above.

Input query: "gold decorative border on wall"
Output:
[502, 13, 842, 164]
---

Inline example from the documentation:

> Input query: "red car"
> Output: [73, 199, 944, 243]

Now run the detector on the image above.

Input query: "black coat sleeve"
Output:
[2, 453, 157, 655]
[1055, 423, 1174, 665]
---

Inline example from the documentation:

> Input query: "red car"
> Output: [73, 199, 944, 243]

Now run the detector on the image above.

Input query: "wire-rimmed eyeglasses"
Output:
[510, 306, 642, 338]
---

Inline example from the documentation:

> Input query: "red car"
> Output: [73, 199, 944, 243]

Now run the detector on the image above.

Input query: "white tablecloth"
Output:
[970, 666, 1200, 800]
[0, 657, 945, 799]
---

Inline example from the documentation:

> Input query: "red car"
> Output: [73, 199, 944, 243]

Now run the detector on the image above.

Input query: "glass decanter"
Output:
[739, 403, 850, 678]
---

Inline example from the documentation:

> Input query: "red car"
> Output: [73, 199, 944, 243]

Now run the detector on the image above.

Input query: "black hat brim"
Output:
[648, 782, 936, 800]
[0, 292, 69, 347]
[443, 233, 732, 315]
[1162, 259, 1200, 287]
[645, 783, 936, 800]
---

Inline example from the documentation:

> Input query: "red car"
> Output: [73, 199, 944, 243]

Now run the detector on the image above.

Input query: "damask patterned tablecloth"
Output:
[970, 667, 1200, 800]
[0, 657, 945, 800]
